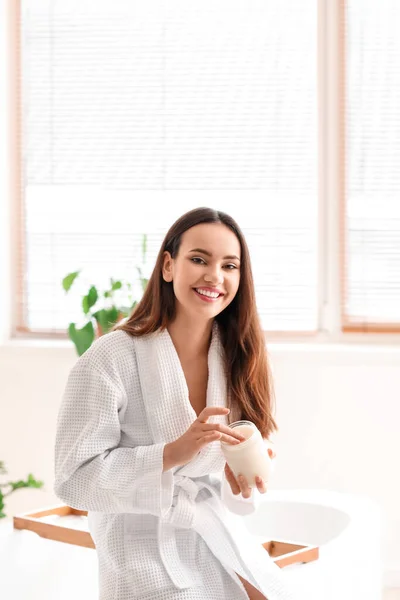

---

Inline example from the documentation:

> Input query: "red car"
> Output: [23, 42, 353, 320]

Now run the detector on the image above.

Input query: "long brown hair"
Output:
[114, 207, 277, 438]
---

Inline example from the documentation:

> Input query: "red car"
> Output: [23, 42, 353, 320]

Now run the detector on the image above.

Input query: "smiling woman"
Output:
[118, 207, 277, 442]
[54, 207, 291, 600]
[161, 222, 241, 319]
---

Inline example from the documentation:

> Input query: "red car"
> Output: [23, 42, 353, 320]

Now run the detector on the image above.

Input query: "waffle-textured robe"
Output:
[54, 325, 294, 600]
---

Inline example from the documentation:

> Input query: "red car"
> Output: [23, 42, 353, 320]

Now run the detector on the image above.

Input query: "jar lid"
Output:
[229, 420, 257, 430]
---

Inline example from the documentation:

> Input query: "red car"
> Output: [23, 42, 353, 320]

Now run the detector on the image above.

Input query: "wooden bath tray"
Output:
[13, 504, 319, 567]
[262, 539, 319, 568]
[13, 504, 95, 549]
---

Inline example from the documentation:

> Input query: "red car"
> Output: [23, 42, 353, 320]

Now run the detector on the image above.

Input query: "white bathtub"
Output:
[243, 489, 383, 600]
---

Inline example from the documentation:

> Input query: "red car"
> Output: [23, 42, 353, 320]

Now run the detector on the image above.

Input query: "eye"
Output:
[190, 256, 206, 265]
[223, 263, 238, 270]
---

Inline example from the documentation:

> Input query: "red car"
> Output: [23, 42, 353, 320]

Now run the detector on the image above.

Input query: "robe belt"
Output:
[157, 475, 207, 588]
[157, 474, 256, 590]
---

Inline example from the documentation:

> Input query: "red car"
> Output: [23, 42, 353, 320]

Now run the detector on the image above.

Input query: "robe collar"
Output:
[134, 321, 230, 474]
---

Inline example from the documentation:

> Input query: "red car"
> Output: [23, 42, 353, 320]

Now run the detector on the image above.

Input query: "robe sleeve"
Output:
[54, 361, 174, 515]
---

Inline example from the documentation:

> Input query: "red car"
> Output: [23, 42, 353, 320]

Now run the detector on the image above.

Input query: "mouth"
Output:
[193, 288, 224, 302]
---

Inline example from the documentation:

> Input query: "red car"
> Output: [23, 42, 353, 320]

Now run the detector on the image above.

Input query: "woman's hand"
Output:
[163, 407, 246, 471]
[223, 446, 276, 499]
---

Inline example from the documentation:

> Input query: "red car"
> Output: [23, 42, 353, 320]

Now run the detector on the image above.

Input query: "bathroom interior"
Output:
[1, 0, 399, 599]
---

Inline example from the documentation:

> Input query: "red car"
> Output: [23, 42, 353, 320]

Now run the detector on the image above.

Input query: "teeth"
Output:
[196, 288, 220, 299]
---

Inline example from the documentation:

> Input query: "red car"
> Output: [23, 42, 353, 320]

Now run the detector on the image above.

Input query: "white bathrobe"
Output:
[54, 324, 295, 600]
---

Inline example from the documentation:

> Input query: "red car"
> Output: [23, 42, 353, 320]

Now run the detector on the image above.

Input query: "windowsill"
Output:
[2, 332, 400, 360]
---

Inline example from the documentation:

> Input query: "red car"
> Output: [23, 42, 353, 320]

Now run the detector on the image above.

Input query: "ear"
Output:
[162, 251, 173, 282]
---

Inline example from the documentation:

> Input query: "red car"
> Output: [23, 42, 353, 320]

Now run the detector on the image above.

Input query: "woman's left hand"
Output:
[224, 463, 266, 498]
[224, 447, 276, 499]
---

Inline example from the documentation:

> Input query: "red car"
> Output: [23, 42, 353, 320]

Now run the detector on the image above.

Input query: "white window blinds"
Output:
[344, 0, 400, 331]
[18, 0, 318, 334]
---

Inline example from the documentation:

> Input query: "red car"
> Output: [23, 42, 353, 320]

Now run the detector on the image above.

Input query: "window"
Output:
[343, 0, 400, 332]
[13, 0, 399, 339]
[14, 0, 318, 336]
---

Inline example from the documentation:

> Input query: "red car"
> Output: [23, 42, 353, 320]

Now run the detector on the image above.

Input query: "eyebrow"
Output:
[188, 248, 241, 262]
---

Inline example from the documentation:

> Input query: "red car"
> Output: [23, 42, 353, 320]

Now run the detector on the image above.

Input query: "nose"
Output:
[204, 265, 223, 285]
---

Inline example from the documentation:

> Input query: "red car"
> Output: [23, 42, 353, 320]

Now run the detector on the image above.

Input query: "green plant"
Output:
[0, 461, 44, 519]
[62, 234, 149, 356]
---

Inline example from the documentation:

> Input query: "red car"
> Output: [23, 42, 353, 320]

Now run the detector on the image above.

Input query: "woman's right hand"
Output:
[163, 407, 246, 471]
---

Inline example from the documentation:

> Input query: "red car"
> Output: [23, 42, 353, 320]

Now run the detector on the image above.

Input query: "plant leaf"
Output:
[9, 476, 43, 492]
[111, 280, 122, 291]
[82, 286, 98, 314]
[62, 271, 80, 292]
[93, 307, 119, 334]
[9, 479, 26, 491]
[92, 309, 107, 331]
[68, 322, 95, 356]
[0, 492, 5, 518]
[26, 473, 44, 488]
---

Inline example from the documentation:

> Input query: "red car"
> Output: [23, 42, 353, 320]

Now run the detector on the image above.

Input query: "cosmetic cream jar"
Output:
[220, 420, 272, 488]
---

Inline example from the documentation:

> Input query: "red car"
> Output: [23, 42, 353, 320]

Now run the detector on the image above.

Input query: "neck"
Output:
[167, 316, 214, 360]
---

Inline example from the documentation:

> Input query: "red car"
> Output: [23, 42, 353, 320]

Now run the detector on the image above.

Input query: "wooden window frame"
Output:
[7, 0, 400, 342]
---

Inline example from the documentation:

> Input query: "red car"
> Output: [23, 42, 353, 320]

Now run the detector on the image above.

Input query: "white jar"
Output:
[220, 420, 272, 488]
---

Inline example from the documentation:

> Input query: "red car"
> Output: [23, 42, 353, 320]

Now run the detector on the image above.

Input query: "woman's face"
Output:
[162, 222, 241, 322]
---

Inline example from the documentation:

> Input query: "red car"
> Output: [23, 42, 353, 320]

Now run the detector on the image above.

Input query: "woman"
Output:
[54, 207, 294, 600]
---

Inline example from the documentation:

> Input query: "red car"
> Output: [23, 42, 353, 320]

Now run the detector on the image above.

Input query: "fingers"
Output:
[201, 422, 246, 444]
[255, 475, 267, 494]
[197, 431, 222, 450]
[236, 473, 267, 497]
[237, 473, 252, 499]
[197, 406, 230, 423]
[224, 463, 241, 495]
[224, 463, 267, 498]
[196, 430, 240, 447]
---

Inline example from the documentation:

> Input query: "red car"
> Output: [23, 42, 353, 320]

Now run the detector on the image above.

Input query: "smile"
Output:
[193, 288, 223, 302]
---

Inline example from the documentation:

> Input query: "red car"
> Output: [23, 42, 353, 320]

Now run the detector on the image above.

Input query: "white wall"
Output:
[1, 340, 400, 588]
